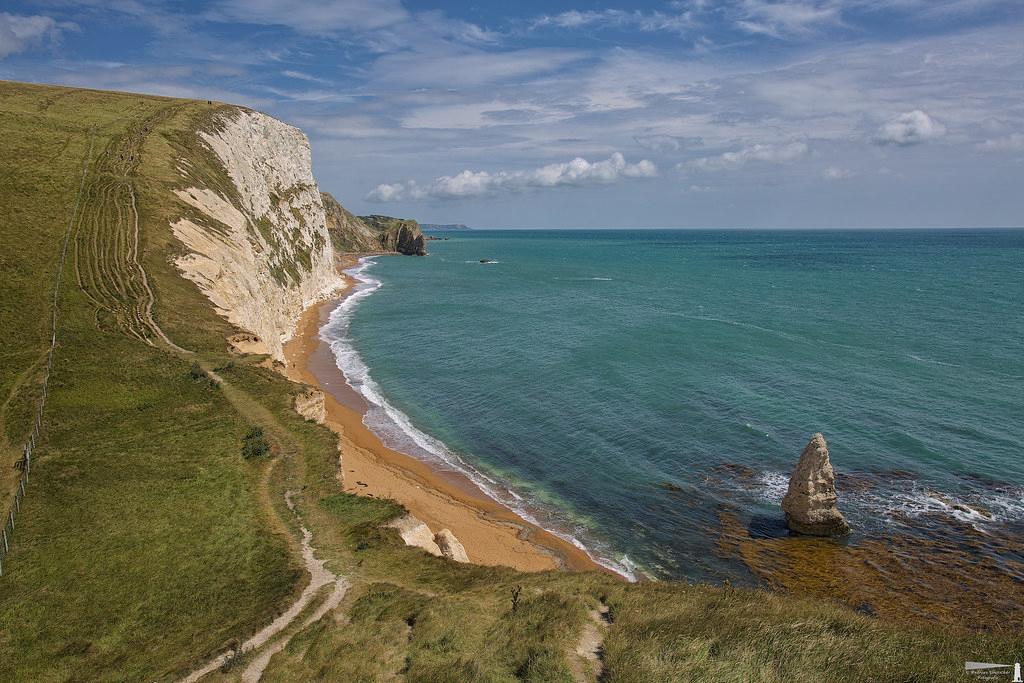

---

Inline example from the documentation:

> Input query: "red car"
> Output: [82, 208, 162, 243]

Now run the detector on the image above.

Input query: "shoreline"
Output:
[281, 254, 608, 575]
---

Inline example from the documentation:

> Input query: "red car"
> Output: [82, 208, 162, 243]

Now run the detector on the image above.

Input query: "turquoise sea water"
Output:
[322, 229, 1024, 583]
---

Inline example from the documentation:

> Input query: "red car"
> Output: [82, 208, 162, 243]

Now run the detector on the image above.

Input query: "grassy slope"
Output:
[0, 82, 300, 681]
[0, 81, 1018, 682]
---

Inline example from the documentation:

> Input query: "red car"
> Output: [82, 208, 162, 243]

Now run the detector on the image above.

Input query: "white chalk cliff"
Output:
[171, 108, 342, 360]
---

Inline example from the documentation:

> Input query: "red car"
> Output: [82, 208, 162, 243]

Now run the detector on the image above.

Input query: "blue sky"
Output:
[2, 1, 1023, 228]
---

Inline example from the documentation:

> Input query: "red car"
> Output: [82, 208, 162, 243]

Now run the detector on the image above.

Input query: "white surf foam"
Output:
[755, 467, 1023, 534]
[757, 471, 790, 504]
[886, 485, 1024, 531]
[320, 257, 636, 581]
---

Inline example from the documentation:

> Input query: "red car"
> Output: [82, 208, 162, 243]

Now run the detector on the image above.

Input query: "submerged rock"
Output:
[782, 433, 851, 536]
[434, 529, 470, 563]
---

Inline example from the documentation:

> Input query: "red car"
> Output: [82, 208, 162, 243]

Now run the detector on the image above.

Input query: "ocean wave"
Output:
[904, 353, 961, 368]
[320, 257, 637, 581]
[754, 467, 1023, 532]
[554, 276, 614, 281]
[887, 486, 1024, 529]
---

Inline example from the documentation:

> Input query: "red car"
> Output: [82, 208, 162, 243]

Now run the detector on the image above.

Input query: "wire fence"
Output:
[0, 131, 94, 577]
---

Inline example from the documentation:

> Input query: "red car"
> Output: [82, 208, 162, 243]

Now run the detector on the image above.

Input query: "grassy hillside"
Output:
[0, 80, 1017, 682]
[0, 81, 310, 681]
[321, 191, 381, 253]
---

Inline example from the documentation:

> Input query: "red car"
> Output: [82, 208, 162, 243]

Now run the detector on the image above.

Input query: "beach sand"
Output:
[281, 256, 604, 574]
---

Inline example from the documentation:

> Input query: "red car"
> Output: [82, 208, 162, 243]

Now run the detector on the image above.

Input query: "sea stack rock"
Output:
[781, 433, 851, 536]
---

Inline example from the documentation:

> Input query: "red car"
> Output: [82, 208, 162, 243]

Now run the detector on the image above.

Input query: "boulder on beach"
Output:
[781, 433, 851, 536]
[388, 515, 443, 556]
[434, 529, 470, 563]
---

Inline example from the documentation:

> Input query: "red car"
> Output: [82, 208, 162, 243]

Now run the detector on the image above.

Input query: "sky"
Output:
[1, 1, 1023, 228]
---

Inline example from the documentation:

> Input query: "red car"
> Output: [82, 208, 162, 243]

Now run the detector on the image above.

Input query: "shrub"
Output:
[189, 361, 206, 381]
[242, 426, 270, 459]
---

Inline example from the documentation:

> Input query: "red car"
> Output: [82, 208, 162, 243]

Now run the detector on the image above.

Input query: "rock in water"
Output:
[782, 433, 851, 536]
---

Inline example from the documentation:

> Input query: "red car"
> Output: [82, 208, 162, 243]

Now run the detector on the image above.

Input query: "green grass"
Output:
[0, 80, 1019, 682]
[0, 81, 299, 681]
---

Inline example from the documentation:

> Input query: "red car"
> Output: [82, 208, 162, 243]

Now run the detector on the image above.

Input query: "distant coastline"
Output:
[420, 223, 471, 231]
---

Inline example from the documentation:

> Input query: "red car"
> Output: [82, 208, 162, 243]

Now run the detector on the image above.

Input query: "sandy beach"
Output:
[281, 256, 604, 574]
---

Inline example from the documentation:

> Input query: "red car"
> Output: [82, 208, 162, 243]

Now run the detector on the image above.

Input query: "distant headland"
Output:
[420, 223, 471, 231]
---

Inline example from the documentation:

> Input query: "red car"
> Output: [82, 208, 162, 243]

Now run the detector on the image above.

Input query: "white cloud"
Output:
[0, 13, 76, 59]
[978, 133, 1024, 152]
[822, 165, 853, 180]
[415, 11, 500, 45]
[688, 141, 809, 170]
[294, 113, 399, 139]
[281, 69, 331, 85]
[367, 153, 657, 201]
[400, 99, 571, 130]
[876, 110, 946, 145]
[735, 0, 841, 38]
[211, 0, 408, 34]
[371, 47, 586, 88]
[531, 9, 694, 35]
[573, 49, 717, 113]
[365, 182, 413, 202]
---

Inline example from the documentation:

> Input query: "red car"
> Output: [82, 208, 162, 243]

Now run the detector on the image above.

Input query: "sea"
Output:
[320, 229, 1024, 612]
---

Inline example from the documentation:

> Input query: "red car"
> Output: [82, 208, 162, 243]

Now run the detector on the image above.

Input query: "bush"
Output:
[242, 426, 270, 459]
[189, 361, 206, 381]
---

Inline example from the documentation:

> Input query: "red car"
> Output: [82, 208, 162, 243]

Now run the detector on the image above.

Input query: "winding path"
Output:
[179, 490, 347, 683]
[571, 602, 610, 683]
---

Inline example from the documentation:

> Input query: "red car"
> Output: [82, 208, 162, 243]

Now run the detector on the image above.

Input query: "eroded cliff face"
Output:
[170, 108, 342, 360]
[321, 196, 428, 257]
[359, 214, 427, 256]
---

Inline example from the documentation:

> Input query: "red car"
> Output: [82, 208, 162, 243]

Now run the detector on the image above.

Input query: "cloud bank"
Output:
[367, 153, 657, 201]
[978, 133, 1024, 152]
